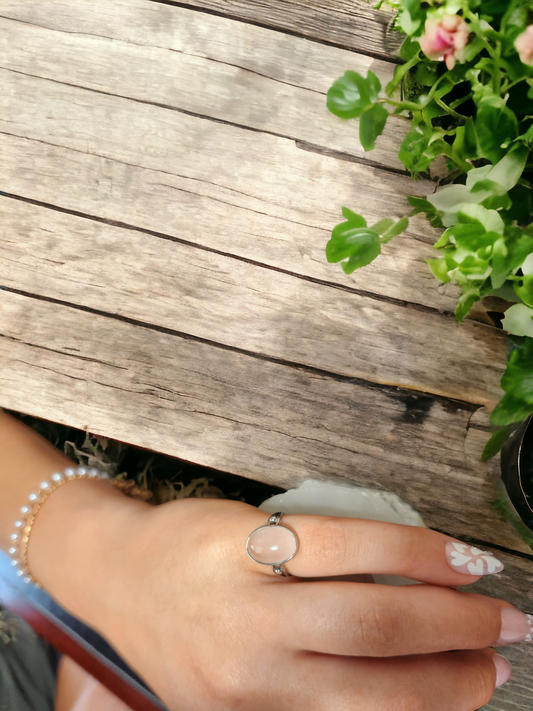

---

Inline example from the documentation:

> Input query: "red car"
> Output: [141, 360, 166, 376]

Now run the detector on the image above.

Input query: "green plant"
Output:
[326, 0, 533, 457]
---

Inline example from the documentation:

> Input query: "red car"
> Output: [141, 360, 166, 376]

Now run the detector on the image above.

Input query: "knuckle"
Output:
[208, 662, 252, 706]
[310, 518, 352, 567]
[398, 524, 422, 570]
[351, 598, 401, 656]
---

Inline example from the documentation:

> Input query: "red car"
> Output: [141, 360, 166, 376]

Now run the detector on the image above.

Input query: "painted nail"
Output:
[497, 608, 533, 645]
[445, 542, 504, 575]
[493, 654, 512, 688]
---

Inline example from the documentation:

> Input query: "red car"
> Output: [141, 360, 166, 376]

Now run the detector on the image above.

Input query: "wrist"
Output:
[27, 476, 151, 633]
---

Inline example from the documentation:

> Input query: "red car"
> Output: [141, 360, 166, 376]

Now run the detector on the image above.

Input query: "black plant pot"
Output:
[500, 414, 533, 545]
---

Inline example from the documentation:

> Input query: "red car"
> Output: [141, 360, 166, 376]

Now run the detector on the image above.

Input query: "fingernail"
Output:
[497, 608, 533, 645]
[445, 542, 504, 575]
[493, 654, 512, 688]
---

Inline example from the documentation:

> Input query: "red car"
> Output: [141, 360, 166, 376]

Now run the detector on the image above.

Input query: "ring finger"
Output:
[266, 581, 532, 657]
[244, 513, 504, 585]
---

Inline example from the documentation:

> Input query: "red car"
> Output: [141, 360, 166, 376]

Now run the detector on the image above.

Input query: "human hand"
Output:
[31, 491, 529, 711]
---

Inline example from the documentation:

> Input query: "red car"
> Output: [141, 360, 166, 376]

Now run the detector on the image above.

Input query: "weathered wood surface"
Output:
[0, 199, 506, 405]
[152, 0, 401, 60]
[0, 2, 404, 170]
[0, 69, 458, 313]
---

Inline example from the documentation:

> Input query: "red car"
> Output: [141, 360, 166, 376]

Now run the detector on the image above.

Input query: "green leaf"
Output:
[514, 275, 533, 308]
[398, 126, 448, 177]
[326, 222, 381, 273]
[502, 304, 533, 337]
[491, 393, 533, 427]
[490, 238, 510, 289]
[359, 103, 389, 152]
[474, 89, 519, 163]
[463, 35, 485, 62]
[407, 196, 444, 229]
[520, 252, 533, 275]
[457, 204, 504, 234]
[475, 145, 529, 195]
[455, 287, 481, 322]
[327, 71, 372, 119]
[327, 69, 383, 122]
[500, 339, 533, 403]
[482, 426, 517, 461]
[381, 216, 409, 243]
[366, 71, 381, 100]
[453, 117, 479, 161]
[427, 258, 451, 283]
[427, 185, 491, 221]
[370, 218, 394, 235]
[341, 207, 366, 226]
[400, 35, 421, 62]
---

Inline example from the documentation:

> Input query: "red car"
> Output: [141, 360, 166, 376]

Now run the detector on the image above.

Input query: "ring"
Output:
[246, 511, 298, 576]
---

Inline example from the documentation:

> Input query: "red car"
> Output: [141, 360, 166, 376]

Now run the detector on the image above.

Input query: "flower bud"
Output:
[515, 25, 533, 66]
[419, 15, 470, 71]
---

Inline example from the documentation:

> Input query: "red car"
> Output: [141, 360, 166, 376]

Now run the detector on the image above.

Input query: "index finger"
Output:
[246, 514, 503, 585]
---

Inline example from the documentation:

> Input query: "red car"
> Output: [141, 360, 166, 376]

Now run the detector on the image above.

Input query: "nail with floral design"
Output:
[445, 542, 504, 576]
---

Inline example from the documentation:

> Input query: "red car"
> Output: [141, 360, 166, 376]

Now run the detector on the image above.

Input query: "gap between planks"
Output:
[148, 0, 403, 62]
[0, 0, 405, 171]
[0, 197, 506, 406]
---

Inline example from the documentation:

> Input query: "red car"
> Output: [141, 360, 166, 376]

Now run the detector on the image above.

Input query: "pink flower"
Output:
[515, 25, 533, 66]
[420, 15, 470, 71]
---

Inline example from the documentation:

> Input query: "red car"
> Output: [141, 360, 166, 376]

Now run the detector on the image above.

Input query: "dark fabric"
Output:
[0, 608, 55, 711]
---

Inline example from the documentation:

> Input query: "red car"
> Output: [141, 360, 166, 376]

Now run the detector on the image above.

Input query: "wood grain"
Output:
[0, 199, 506, 405]
[0, 0, 406, 171]
[0, 71, 460, 313]
[150, 0, 400, 60]
[0, 289, 526, 553]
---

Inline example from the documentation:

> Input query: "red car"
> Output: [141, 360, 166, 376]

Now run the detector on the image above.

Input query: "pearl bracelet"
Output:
[7, 465, 144, 588]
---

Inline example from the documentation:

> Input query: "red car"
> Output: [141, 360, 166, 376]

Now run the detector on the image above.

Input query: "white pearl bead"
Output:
[28, 493, 39, 502]
[40, 481, 51, 490]
[24, 577, 31, 584]
[51, 473, 63, 482]
[64, 468, 75, 477]
[15, 570, 23, 577]
[10, 559, 18, 567]
[20, 506, 29, 515]
[100, 472, 110, 479]
[8, 548, 16, 556]
[14, 521, 22, 528]
[87, 468, 99, 477]
[10, 533, 18, 541]
[77, 466, 87, 475]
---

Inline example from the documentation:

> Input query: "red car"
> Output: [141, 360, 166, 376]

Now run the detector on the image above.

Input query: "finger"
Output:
[244, 513, 503, 585]
[290, 648, 508, 711]
[269, 581, 532, 657]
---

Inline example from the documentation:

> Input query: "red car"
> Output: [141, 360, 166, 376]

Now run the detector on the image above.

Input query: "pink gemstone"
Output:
[247, 525, 297, 565]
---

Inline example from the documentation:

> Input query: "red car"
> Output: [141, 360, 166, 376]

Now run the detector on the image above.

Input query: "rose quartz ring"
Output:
[246, 512, 298, 576]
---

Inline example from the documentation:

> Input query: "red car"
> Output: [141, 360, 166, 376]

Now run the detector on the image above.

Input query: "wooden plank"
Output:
[0, 0, 399, 62]
[153, 0, 400, 60]
[0, 289, 526, 553]
[0, 199, 506, 405]
[0, 71, 459, 313]
[0, 2, 404, 170]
